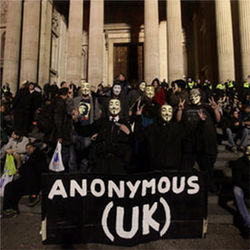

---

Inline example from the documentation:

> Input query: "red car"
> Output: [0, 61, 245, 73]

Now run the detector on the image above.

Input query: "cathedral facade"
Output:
[0, 0, 249, 93]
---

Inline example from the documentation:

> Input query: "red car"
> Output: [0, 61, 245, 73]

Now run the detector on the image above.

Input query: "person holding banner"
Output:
[72, 99, 132, 174]
[2, 143, 47, 218]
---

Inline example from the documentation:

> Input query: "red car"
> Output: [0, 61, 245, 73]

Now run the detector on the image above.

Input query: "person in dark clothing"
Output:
[101, 82, 129, 122]
[167, 79, 189, 108]
[49, 88, 72, 172]
[178, 88, 221, 193]
[232, 145, 250, 238]
[72, 82, 101, 172]
[72, 99, 132, 174]
[140, 85, 160, 128]
[2, 143, 48, 218]
[135, 100, 185, 172]
[28, 82, 43, 130]
[12, 83, 31, 136]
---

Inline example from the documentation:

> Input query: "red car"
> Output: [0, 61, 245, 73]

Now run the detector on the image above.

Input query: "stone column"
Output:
[38, 0, 52, 87]
[2, 0, 22, 93]
[215, 0, 235, 81]
[159, 21, 168, 82]
[167, 0, 184, 84]
[20, 0, 41, 83]
[88, 0, 104, 87]
[238, 0, 250, 79]
[144, 0, 160, 84]
[66, 0, 83, 85]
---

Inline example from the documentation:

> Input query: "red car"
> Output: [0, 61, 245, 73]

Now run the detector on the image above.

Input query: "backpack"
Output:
[36, 103, 54, 134]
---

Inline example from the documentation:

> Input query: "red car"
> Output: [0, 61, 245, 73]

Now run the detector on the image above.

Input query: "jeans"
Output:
[226, 127, 249, 147]
[233, 186, 250, 228]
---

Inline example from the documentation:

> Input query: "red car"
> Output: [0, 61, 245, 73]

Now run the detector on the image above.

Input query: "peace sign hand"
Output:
[208, 97, 219, 111]
[178, 98, 186, 111]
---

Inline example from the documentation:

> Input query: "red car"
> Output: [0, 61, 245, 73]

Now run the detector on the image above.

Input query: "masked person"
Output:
[72, 99, 132, 174]
[101, 82, 129, 122]
[134, 101, 185, 172]
[72, 82, 101, 172]
[139, 85, 160, 128]
[178, 88, 221, 193]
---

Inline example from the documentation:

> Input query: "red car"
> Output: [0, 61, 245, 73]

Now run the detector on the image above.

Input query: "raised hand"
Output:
[72, 108, 79, 122]
[208, 96, 219, 111]
[178, 98, 186, 111]
[198, 109, 207, 121]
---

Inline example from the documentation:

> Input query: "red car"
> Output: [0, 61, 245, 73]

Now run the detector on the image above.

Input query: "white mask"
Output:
[161, 104, 173, 122]
[145, 86, 155, 99]
[81, 82, 90, 96]
[109, 99, 121, 116]
[113, 85, 122, 96]
[139, 82, 146, 92]
[190, 89, 201, 105]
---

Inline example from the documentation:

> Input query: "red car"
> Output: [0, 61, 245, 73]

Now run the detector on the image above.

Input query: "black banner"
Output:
[41, 171, 207, 246]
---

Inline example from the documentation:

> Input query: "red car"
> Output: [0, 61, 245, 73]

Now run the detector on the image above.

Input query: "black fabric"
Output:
[12, 88, 31, 135]
[143, 121, 184, 170]
[182, 104, 218, 155]
[3, 148, 48, 211]
[232, 156, 250, 197]
[74, 118, 132, 174]
[49, 97, 72, 145]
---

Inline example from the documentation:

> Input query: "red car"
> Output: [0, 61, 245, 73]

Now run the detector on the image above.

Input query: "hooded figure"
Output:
[178, 88, 221, 192]
[135, 104, 184, 172]
[73, 99, 132, 174]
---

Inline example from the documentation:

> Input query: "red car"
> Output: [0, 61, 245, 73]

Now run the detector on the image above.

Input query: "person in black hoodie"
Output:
[135, 100, 185, 172]
[2, 143, 48, 218]
[178, 88, 221, 192]
[12, 81, 30, 136]
[72, 99, 132, 174]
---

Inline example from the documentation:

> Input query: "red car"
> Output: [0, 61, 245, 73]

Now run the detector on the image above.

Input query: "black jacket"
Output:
[142, 120, 184, 170]
[50, 97, 72, 145]
[74, 118, 132, 174]
[18, 148, 48, 193]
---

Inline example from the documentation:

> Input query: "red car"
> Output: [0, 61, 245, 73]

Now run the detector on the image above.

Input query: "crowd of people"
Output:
[0, 74, 249, 234]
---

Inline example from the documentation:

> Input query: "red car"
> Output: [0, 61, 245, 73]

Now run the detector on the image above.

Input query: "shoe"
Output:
[231, 146, 237, 153]
[28, 195, 40, 207]
[2, 209, 18, 219]
[238, 145, 245, 152]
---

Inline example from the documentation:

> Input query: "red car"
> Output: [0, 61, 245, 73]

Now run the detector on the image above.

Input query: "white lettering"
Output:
[48, 180, 67, 199]
[116, 206, 139, 239]
[172, 176, 185, 194]
[159, 197, 171, 236]
[142, 179, 156, 196]
[102, 201, 114, 241]
[126, 181, 141, 198]
[90, 179, 105, 197]
[108, 181, 125, 198]
[142, 202, 160, 235]
[70, 179, 87, 197]
[157, 177, 171, 193]
[187, 176, 200, 194]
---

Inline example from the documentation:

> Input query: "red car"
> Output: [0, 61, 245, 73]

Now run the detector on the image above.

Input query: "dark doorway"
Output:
[113, 43, 144, 83]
